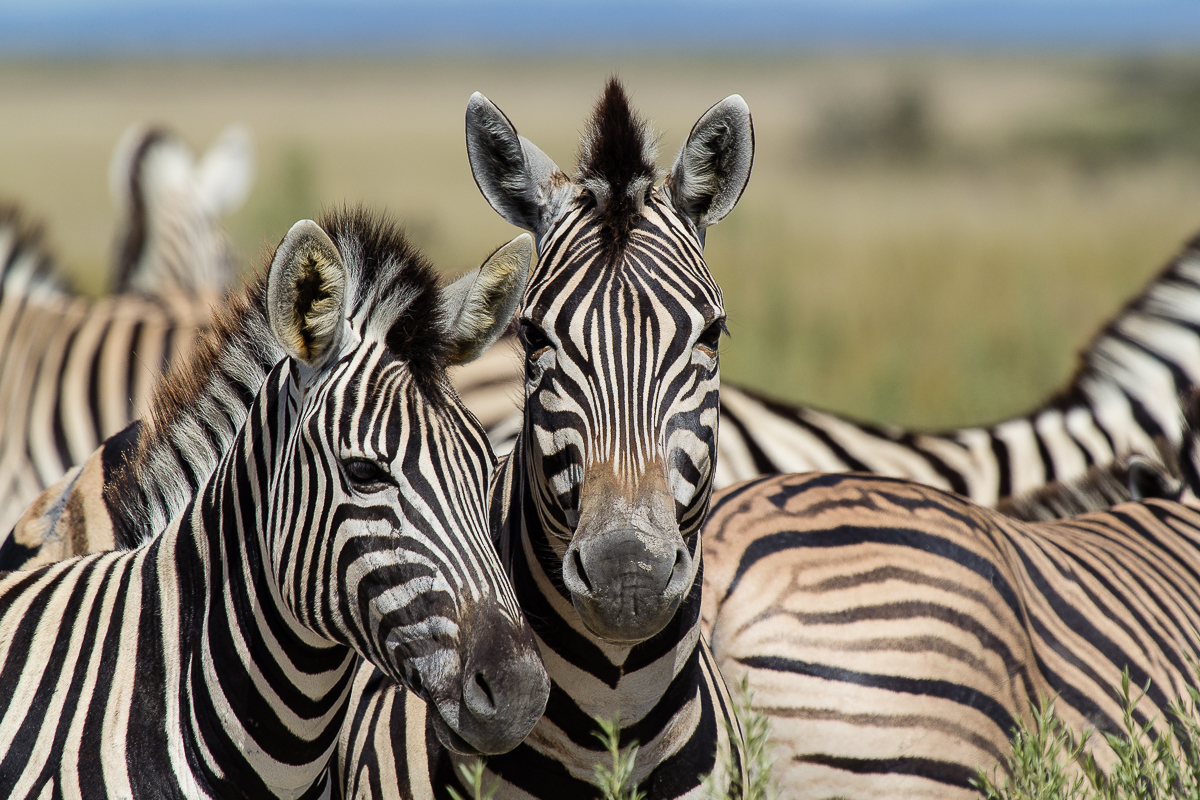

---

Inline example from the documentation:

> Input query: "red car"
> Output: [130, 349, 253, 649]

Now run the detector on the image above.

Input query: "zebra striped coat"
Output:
[468, 225, 1200, 506]
[701, 452, 1200, 799]
[330, 80, 753, 799]
[0, 125, 252, 537]
[0, 209, 548, 798]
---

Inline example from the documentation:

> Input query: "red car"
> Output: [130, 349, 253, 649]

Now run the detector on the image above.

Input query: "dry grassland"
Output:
[2, 55, 1200, 428]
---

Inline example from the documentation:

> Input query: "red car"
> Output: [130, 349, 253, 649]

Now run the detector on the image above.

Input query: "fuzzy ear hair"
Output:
[194, 124, 255, 217]
[666, 94, 754, 236]
[266, 220, 349, 372]
[465, 92, 574, 238]
[443, 233, 532, 366]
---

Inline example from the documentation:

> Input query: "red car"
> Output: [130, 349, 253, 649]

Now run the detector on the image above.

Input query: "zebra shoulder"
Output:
[3, 420, 143, 569]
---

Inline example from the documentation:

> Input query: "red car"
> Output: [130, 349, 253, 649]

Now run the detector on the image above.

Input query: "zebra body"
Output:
[12, 126, 1200, 560]
[0, 210, 547, 797]
[701, 466, 1200, 799]
[332, 81, 753, 799]
[0, 125, 252, 538]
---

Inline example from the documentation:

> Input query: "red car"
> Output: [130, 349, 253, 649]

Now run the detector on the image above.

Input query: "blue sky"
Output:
[2, 0, 1199, 56]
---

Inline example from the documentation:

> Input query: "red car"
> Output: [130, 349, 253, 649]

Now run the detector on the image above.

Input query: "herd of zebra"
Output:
[1, 78, 1200, 798]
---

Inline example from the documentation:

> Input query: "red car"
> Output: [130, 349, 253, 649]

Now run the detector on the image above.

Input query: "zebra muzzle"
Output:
[428, 602, 550, 755]
[562, 528, 693, 643]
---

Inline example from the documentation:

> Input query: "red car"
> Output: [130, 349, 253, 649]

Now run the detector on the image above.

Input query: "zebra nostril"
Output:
[572, 549, 594, 595]
[475, 672, 495, 709]
[464, 669, 499, 719]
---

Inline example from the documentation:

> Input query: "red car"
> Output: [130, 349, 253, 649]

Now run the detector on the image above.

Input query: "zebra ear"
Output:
[193, 124, 255, 217]
[466, 92, 575, 238]
[443, 233, 532, 366]
[266, 220, 349, 373]
[1126, 456, 1180, 502]
[666, 94, 754, 235]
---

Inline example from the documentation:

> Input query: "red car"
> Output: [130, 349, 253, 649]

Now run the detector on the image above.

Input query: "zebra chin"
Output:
[398, 601, 550, 756]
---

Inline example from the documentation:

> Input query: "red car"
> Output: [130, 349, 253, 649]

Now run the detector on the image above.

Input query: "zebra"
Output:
[700, 408, 1200, 799]
[0, 208, 550, 797]
[0, 123, 252, 541]
[328, 78, 754, 799]
[9, 81, 1194, 798]
[464, 222, 1200, 508]
[107, 122, 253, 294]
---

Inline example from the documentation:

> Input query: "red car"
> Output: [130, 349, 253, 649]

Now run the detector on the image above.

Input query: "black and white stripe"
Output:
[702, 460, 1200, 799]
[108, 123, 253, 294]
[0, 209, 547, 797]
[465, 226, 1200, 512]
[333, 79, 753, 799]
[0, 126, 251, 538]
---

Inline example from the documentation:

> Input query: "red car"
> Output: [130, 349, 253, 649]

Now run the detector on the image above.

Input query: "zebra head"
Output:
[109, 123, 254, 294]
[467, 80, 753, 643]
[262, 212, 548, 754]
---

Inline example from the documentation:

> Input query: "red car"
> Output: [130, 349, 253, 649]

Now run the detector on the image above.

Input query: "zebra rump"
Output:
[701, 422, 1200, 798]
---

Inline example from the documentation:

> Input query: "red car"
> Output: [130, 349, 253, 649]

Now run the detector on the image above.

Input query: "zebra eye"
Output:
[521, 322, 554, 360]
[696, 319, 725, 354]
[343, 458, 389, 490]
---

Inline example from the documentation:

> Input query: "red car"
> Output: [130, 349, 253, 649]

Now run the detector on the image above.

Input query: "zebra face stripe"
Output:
[521, 194, 723, 643]
[268, 339, 545, 755]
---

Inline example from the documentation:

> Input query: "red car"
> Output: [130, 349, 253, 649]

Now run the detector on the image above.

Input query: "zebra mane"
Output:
[575, 78, 660, 249]
[998, 417, 1200, 521]
[0, 203, 65, 296]
[1053, 229, 1200, 411]
[996, 451, 1176, 522]
[106, 206, 450, 543]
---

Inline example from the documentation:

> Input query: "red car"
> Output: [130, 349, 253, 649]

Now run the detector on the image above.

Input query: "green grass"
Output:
[702, 675, 779, 800]
[447, 759, 500, 800]
[591, 716, 648, 800]
[975, 671, 1200, 800]
[444, 677, 781, 800]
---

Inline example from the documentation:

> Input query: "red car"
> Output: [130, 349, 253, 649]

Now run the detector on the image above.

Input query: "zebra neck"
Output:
[110, 284, 280, 543]
[495, 449, 707, 736]
[161, 368, 356, 795]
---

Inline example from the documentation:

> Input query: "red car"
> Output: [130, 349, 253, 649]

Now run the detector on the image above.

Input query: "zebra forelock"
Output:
[575, 77, 661, 240]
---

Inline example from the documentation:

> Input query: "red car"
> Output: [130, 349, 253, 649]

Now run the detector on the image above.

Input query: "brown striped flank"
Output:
[702, 471, 1200, 799]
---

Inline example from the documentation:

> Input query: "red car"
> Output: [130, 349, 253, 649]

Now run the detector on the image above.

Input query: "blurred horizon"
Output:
[3, 1, 1200, 57]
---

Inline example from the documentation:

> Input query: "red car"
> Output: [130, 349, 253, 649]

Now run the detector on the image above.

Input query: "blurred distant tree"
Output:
[810, 83, 935, 165]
